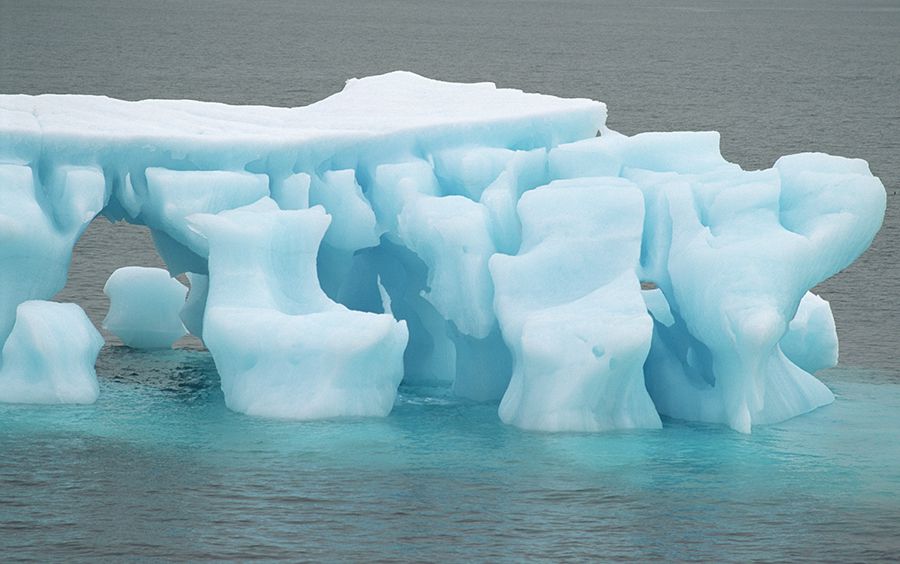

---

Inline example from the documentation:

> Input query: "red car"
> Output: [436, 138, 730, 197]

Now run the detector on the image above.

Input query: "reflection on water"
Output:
[98, 347, 218, 402]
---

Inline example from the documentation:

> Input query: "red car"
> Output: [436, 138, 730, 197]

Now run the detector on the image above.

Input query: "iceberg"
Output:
[0, 72, 885, 431]
[0, 301, 102, 404]
[103, 266, 188, 349]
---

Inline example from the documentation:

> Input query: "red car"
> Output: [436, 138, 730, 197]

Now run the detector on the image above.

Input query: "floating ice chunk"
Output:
[491, 178, 661, 431]
[0, 301, 103, 404]
[102, 267, 188, 349]
[188, 200, 408, 419]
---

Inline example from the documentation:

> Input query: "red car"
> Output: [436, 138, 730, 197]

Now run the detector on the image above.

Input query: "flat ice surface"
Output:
[0, 71, 604, 164]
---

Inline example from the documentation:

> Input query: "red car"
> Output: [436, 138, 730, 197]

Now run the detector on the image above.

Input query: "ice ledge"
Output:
[0, 71, 605, 164]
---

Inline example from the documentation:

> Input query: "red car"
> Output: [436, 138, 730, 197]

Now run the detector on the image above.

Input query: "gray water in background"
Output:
[1, 2, 900, 561]
[3, 0, 897, 371]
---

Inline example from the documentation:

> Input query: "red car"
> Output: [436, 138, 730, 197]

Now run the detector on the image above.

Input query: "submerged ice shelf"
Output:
[0, 72, 886, 432]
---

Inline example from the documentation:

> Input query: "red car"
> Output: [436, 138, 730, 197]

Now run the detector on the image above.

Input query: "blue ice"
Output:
[0, 72, 886, 432]
[103, 266, 188, 349]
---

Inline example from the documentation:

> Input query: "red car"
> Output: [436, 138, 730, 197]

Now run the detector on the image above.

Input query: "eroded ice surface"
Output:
[491, 178, 660, 431]
[0, 72, 886, 430]
[0, 301, 102, 404]
[103, 266, 188, 349]
[187, 199, 408, 419]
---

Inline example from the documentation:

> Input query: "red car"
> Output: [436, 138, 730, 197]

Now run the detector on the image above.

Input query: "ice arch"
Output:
[0, 72, 885, 431]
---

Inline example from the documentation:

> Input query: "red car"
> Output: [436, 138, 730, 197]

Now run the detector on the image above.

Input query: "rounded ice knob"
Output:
[102, 266, 188, 349]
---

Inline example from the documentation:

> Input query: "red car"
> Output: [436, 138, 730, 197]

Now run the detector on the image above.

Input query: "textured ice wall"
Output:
[187, 199, 408, 418]
[491, 178, 660, 431]
[0, 72, 886, 430]
[0, 301, 103, 404]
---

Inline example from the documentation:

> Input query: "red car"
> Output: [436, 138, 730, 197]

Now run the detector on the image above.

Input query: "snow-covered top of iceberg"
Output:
[0, 71, 605, 164]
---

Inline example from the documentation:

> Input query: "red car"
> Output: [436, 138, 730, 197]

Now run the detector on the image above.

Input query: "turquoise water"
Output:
[2, 348, 898, 560]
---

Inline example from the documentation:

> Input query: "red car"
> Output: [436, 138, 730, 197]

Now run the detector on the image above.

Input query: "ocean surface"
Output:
[1, 0, 899, 561]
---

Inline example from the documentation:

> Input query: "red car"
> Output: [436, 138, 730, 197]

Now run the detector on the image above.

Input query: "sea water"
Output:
[2, 353, 898, 560]
[1, 0, 898, 560]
